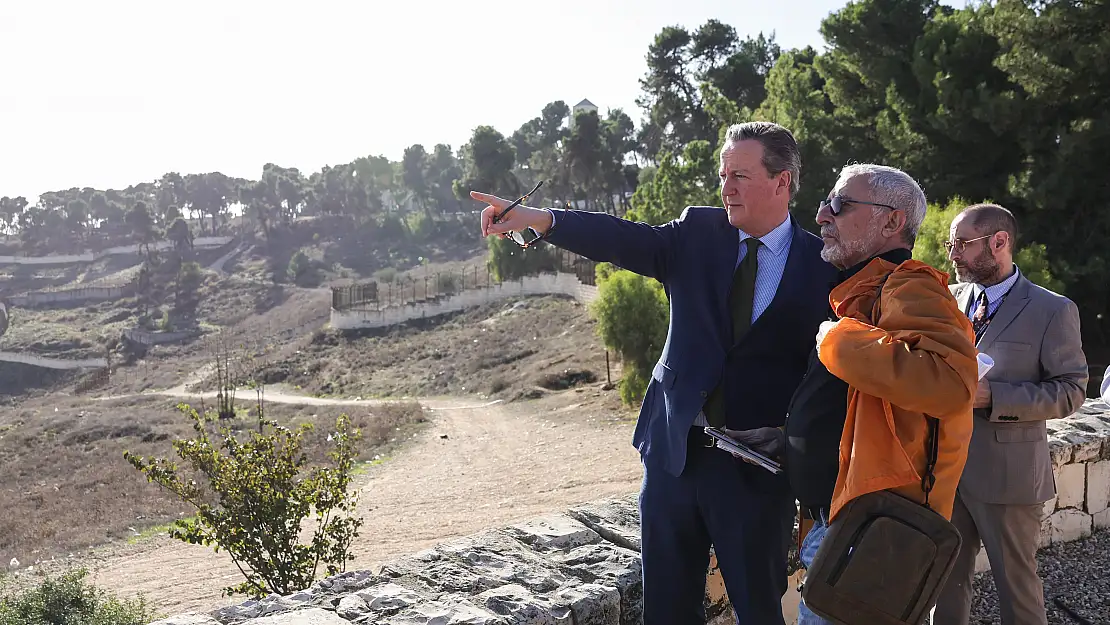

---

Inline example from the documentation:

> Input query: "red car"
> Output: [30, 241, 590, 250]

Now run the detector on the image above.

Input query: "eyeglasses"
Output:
[943, 234, 992, 255]
[819, 195, 898, 216]
[493, 180, 545, 248]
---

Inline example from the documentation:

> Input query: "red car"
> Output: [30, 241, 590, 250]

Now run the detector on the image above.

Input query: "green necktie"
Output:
[703, 237, 762, 428]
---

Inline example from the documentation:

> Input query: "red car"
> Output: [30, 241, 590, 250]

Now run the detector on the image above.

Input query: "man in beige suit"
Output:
[934, 204, 1088, 625]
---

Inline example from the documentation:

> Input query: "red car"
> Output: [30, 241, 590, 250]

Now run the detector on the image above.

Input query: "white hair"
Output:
[834, 163, 927, 244]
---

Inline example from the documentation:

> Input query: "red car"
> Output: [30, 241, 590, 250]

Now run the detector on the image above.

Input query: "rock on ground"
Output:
[970, 528, 1110, 624]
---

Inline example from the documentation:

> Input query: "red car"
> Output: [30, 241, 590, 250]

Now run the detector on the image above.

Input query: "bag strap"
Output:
[869, 271, 940, 511]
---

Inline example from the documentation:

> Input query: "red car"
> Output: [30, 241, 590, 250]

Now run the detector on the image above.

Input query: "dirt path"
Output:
[79, 393, 641, 617]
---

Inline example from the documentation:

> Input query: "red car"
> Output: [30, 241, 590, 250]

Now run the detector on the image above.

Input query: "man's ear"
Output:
[884, 209, 908, 239]
[992, 231, 1010, 252]
[775, 171, 792, 197]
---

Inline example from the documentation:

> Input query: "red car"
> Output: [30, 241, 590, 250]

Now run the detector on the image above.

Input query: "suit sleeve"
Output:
[543, 207, 683, 283]
[818, 272, 978, 417]
[988, 299, 1089, 422]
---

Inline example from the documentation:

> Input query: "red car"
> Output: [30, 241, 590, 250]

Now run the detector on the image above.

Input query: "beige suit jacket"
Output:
[951, 275, 1088, 505]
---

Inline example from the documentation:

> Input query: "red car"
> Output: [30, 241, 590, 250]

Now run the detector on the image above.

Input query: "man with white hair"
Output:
[743, 163, 979, 624]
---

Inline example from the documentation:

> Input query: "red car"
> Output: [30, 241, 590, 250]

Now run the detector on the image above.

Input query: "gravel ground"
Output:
[970, 528, 1110, 624]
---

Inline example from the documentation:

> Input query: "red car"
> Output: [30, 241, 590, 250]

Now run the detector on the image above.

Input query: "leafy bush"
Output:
[123, 400, 364, 598]
[486, 236, 556, 282]
[0, 568, 158, 625]
[913, 196, 1065, 293]
[372, 267, 398, 283]
[287, 249, 324, 287]
[589, 264, 670, 405]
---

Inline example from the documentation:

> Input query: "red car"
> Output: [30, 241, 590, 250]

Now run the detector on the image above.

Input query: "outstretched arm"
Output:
[473, 190, 683, 283]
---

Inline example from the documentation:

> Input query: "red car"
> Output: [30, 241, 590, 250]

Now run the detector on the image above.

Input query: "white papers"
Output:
[703, 428, 783, 474]
[977, 353, 995, 381]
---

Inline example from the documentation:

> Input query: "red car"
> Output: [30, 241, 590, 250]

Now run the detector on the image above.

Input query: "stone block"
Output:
[1042, 496, 1058, 519]
[553, 542, 642, 625]
[1048, 508, 1092, 543]
[1037, 516, 1053, 549]
[974, 548, 991, 574]
[336, 582, 428, 621]
[1055, 463, 1086, 509]
[550, 583, 621, 625]
[505, 514, 601, 552]
[567, 494, 641, 552]
[781, 569, 805, 625]
[1058, 408, 1110, 461]
[384, 532, 572, 596]
[1086, 460, 1110, 514]
[379, 598, 509, 625]
[147, 615, 221, 625]
[705, 549, 728, 622]
[241, 607, 351, 624]
[476, 583, 567, 623]
[1049, 438, 1074, 468]
[1094, 509, 1110, 530]
[1065, 432, 1103, 463]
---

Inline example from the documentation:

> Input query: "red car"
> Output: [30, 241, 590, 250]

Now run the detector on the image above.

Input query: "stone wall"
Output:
[0, 236, 234, 266]
[331, 272, 599, 331]
[122, 327, 200, 347]
[0, 351, 107, 370]
[151, 400, 1110, 625]
[9, 283, 135, 307]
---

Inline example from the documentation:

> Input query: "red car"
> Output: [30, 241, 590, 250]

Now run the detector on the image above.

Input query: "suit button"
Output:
[700, 391, 707, 398]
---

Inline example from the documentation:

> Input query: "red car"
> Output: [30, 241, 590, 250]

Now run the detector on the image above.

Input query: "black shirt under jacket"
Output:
[783, 247, 913, 510]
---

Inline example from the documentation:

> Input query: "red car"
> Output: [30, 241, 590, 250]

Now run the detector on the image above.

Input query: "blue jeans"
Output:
[797, 515, 833, 625]
[797, 514, 936, 625]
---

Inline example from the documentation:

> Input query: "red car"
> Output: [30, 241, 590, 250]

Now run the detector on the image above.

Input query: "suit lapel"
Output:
[977, 277, 1032, 349]
[955, 283, 975, 318]
[715, 209, 740, 302]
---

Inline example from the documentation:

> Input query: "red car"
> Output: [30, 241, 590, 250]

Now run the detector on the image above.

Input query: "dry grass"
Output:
[0, 394, 426, 570]
[251, 294, 616, 400]
[0, 300, 134, 358]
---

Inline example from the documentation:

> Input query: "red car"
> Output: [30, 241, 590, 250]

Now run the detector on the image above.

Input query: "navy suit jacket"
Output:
[545, 206, 836, 478]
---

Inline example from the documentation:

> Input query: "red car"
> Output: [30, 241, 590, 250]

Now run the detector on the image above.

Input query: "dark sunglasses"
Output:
[493, 180, 545, 248]
[819, 195, 898, 216]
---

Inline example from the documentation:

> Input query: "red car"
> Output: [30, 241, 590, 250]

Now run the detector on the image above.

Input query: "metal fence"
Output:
[330, 249, 598, 312]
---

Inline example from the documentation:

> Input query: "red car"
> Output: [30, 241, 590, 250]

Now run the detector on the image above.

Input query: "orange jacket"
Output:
[818, 257, 977, 522]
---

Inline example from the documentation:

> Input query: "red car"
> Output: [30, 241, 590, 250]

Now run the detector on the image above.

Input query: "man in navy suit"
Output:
[472, 121, 836, 624]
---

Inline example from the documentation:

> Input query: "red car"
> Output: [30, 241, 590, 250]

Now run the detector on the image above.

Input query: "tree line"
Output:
[1, 0, 1105, 357]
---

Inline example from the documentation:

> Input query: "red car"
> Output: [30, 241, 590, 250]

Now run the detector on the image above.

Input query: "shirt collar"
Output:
[738, 214, 792, 256]
[970, 265, 1021, 303]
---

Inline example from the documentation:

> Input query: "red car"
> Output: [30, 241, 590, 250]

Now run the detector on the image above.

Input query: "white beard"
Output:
[820, 212, 884, 267]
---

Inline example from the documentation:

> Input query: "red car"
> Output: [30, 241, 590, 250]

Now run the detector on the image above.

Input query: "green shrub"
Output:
[589, 264, 669, 405]
[287, 249, 323, 287]
[0, 568, 158, 625]
[124, 401, 364, 598]
[486, 236, 556, 282]
[372, 267, 398, 283]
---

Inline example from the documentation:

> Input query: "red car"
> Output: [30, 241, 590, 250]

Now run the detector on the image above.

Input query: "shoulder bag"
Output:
[798, 274, 964, 625]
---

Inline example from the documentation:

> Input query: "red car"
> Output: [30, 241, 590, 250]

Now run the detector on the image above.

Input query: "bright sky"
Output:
[0, 0, 969, 202]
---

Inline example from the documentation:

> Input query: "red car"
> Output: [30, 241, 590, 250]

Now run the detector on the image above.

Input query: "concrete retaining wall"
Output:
[122, 327, 198, 346]
[151, 400, 1110, 625]
[9, 283, 134, 306]
[0, 236, 234, 266]
[0, 351, 107, 370]
[331, 272, 599, 330]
